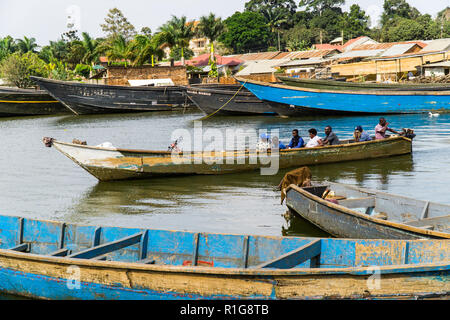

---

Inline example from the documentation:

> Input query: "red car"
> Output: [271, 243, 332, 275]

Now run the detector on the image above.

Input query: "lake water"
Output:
[0, 110, 448, 239]
[0, 109, 449, 299]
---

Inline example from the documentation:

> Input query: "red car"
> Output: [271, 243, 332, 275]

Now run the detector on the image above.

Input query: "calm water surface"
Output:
[0, 110, 449, 239]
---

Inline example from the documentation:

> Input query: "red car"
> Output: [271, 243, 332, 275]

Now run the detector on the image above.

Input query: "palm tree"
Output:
[16, 36, 38, 53]
[80, 32, 99, 65]
[99, 35, 131, 64]
[158, 15, 195, 64]
[128, 34, 164, 66]
[197, 13, 225, 58]
[0, 36, 17, 54]
[259, 7, 288, 51]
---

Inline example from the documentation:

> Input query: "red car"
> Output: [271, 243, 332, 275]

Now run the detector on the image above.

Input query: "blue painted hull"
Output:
[0, 215, 448, 299]
[238, 79, 450, 115]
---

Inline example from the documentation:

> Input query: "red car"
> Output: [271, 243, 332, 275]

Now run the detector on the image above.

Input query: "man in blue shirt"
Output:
[354, 126, 371, 142]
[288, 129, 305, 149]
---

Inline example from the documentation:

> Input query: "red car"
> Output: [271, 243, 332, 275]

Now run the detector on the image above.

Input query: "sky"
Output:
[0, 0, 447, 46]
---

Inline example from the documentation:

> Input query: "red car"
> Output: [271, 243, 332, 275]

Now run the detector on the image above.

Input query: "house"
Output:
[422, 60, 450, 77]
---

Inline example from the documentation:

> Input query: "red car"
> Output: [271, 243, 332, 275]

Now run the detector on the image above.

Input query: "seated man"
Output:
[288, 129, 305, 149]
[272, 136, 286, 150]
[375, 117, 399, 140]
[305, 128, 323, 148]
[322, 126, 340, 145]
[354, 126, 371, 142]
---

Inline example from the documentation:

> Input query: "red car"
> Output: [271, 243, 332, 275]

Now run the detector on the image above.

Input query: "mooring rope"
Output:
[196, 80, 248, 121]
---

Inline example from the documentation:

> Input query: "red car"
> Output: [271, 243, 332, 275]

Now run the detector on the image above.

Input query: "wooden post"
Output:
[151, 55, 154, 67]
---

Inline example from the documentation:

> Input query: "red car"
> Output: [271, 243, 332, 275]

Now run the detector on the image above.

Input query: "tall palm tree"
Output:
[197, 13, 225, 58]
[0, 36, 17, 54]
[259, 7, 288, 51]
[80, 32, 99, 65]
[158, 15, 195, 64]
[16, 36, 38, 53]
[100, 35, 131, 64]
[128, 34, 164, 66]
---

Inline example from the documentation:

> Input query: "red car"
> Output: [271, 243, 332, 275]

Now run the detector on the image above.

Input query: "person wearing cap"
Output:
[354, 126, 371, 142]
[257, 133, 272, 150]
[287, 129, 305, 149]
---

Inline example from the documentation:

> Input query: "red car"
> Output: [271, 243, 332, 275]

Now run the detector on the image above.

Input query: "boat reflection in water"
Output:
[66, 154, 414, 236]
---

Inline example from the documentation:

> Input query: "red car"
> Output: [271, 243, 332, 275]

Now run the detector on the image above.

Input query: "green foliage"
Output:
[385, 18, 424, 41]
[299, 0, 345, 14]
[338, 4, 370, 39]
[282, 24, 320, 49]
[0, 36, 17, 61]
[220, 11, 271, 53]
[140, 27, 152, 38]
[309, 7, 343, 41]
[47, 59, 74, 81]
[74, 64, 91, 78]
[127, 34, 164, 66]
[16, 36, 38, 53]
[159, 15, 196, 59]
[208, 56, 218, 77]
[381, 0, 421, 26]
[169, 46, 194, 61]
[0, 52, 48, 88]
[197, 13, 225, 45]
[100, 8, 137, 41]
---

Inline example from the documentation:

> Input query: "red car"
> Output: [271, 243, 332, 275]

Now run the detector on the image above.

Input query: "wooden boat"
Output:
[44, 136, 412, 181]
[0, 214, 448, 299]
[236, 77, 450, 116]
[30, 76, 187, 115]
[185, 84, 275, 116]
[278, 76, 450, 92]
[286, 182, 450, 240]
[0, 86, 69, 117]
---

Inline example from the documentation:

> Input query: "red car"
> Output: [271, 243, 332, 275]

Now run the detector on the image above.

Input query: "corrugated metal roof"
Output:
[277, 49, 338, 59]
[227, 52, 281, 61]
[421, 38, 450, 52]
[334, 49, 385, 59]
[422, 60, 450, 68]
[380, 43, 418, 57]
[277, 58, 328, 67]
[236, 59, 290, 75]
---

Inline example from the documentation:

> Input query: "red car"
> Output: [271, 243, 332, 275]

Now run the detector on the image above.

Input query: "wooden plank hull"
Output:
[50, 136, 412, 181]
[31, 77, 187, 115]
[185, 86, 275, 115]
[237, 77, 450, 115]
[0, 215, 448, 299]
[286, 184, 450, 239]
[0, 88, 68, 116]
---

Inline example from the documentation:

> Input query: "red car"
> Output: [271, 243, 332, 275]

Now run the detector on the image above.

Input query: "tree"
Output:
[220, 11, 271, 53]
[128, 34, 164, 66]
[338, 4, 370, 40]
[197, 13, 225, 56]
[0, 52, 48, 88]
[140, 27, 152, 38]
[0, 36, 17, 61]
[385, 18, 424, 41]
[245, 0, 297, 50]
[381, 0, 421, 26]
[80, 32, 99, 65]
[299, 0, 345, 15]
[282, 25, 319, 50]
[158, 15, 195, 63]
[100, 8, 137, 41]
[309, 7, 343, 42]
[100, 35, 131, 63]
[16, 36, 38, 53]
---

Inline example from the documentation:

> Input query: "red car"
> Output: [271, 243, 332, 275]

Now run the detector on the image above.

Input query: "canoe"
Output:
[236, 77, 450, 116]
[185, 84, 275, 116]
[0, 214, 448, 299]
[278, 76, 450, 92]
[286, 182, 450, 240]
[0, 87, 69, 117]
[44, 136, 412, 181]
[30, 76, 187, 115]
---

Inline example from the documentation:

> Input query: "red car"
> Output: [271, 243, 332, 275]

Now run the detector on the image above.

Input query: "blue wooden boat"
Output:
[0, 214, 448, 299]
[235, 77, 450, 116]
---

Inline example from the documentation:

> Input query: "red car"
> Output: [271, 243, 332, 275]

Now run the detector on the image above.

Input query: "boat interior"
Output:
[0, 215, 447, 270]
[303, 182, 450, 233]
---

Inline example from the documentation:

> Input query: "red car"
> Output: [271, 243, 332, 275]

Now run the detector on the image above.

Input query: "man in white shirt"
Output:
[305, 128, 323, 148]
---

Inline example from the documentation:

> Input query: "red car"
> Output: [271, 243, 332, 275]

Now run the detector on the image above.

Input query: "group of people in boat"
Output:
[258, 117, 415, 151]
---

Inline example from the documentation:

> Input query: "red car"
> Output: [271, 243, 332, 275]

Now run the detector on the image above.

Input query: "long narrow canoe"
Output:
[0, 214, 448, 299]
[236, 77, 450, 116]
[277, 76, 450, 92]
[0, 87, 69, 117]
[44, 136, 412, 181]
[31, 76, 187, 115]
[185, 85, 275, 116]
[286, 182, 450, 240]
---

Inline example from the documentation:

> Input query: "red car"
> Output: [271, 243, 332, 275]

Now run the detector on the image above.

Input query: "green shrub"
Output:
[0, 52, 48, 88]
[74, 64, 91, 78]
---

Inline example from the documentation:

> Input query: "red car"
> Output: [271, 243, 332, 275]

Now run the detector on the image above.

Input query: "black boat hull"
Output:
[0, 88, 69, 117]
[185, 85, 275, 116]
[31, 77, 187, 115]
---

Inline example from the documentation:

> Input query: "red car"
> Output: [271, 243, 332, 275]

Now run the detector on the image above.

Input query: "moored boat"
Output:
[286, 182, 450, 240]
[0, 214, 448, 299]
[278, 76, 450, 92]
[31, 76, 188, 115]
[44, 136, 412, 181]
[185, 84, 275, 116]
[236, 77, 450, 116]
[0, 86, 69, 117]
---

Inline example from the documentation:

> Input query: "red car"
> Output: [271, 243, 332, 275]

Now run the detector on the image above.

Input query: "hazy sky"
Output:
[0, 0, 446, 46]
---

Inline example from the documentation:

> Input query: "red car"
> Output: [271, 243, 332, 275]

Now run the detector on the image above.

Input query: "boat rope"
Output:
[196, 80, 248, 121]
